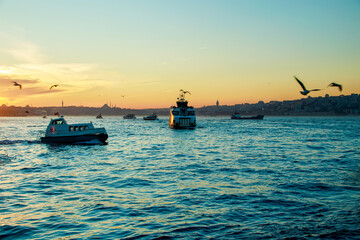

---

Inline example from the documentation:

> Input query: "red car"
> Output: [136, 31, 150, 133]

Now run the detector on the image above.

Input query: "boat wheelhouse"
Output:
[41, 117, 108, 144]
[169, 89, 196, 129]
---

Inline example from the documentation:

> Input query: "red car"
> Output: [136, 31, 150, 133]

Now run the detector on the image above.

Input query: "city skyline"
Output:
[0, 0, 359, 109]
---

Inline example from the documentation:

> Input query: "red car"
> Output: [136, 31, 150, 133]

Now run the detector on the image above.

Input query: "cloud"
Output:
[0, 31, 46, 64]
[121, 79, 160, 89]
[6, 42, 45, 64]
[0, 75, 39, 86]
[0, 33, 125, 105]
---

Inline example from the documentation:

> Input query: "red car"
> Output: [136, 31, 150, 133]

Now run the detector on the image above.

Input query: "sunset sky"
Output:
[0, 0, 359, 109]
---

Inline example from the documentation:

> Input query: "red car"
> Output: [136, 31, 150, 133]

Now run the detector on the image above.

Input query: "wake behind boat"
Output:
[231, 113, 264, 120]
[41, 117, 108, 144]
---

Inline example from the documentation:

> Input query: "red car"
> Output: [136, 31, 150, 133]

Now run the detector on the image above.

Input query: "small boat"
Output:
[143, 113, 158, 120]
[42, 116, 47, 119]
[231, 113, 264, 120]
[169, 89, 196, 129]
[40, 117, 108, 144]
[96, 114, 103, 119]
[123, 114, 136, 119]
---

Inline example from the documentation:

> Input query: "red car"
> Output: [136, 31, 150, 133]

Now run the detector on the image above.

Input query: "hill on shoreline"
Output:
[1, 94, 359, 117]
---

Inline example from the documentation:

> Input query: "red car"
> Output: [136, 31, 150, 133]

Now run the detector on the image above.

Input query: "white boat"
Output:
[40, 117, 108, 144]
[169, 89, 196, 129]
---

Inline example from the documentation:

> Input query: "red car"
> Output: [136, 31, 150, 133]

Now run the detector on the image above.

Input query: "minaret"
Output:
[62, 100, 64, 107]
[216, 100, 219, 106]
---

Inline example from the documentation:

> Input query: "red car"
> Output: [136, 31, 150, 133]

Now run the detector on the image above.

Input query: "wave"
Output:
[0, 140, 40, 145]
[0, 153, 13, 165]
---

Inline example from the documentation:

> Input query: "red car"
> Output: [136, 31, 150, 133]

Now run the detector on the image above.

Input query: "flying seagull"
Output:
[327, 82, 342, 92]
[12, 81, 22, 90]
[180, 89, 191, 95]
[50, 84, 59, 90]
[294, 76, 321, 95]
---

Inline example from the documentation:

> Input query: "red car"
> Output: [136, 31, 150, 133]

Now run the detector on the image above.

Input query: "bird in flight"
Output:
[327, 82, 342, 92]
[12, 81, 22, 90]
[294, 76, 321, 95]
[180, 89, 191, 95]
[50, 84, 59, 90]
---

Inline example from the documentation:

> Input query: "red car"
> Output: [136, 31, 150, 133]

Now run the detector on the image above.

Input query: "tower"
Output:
[216, 100, 219, 106]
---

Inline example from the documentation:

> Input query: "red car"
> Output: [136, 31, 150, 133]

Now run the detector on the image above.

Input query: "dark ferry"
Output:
[143, 113, 158, 120]
[123, 114, 136, 119]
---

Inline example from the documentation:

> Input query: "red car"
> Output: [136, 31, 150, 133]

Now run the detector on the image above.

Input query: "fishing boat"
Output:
[123, 114, 136, 119]
[169, 89, 196, 129]
[96, 114, 103, 119]
[40, 117, 108, 144]
[231, 113, 264, 120]
[143, 113, 158, 120]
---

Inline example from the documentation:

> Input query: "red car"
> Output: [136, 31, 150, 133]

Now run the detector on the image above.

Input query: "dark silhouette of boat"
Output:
[231, 113, 264, 120]
[96, 114, 103, 119]
[143, 113, 158, 120]
[123, 114, 136, 119]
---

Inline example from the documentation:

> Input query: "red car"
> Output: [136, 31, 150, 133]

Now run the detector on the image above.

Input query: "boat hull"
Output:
[41, 133, 108, 144]
[143, 117, 158, 120]
[231, 115, 264, 120]
[169, 124, 196, 129]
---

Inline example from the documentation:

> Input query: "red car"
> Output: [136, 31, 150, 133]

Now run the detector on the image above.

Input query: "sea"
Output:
[0, 116, 359, 239]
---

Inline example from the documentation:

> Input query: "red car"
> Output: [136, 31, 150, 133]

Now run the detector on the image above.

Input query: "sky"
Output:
[0, 0, 359, 109]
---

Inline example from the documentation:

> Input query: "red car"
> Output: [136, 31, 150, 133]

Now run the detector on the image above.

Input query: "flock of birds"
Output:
[11, 77, 342, 97]
[11, 82, 59, 90]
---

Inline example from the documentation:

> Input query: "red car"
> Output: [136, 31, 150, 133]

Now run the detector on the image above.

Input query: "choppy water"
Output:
[1, 116, 359, 239]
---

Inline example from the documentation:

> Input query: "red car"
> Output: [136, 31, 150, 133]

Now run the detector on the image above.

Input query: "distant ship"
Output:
[231, 113, 264, 120]
[143, 113, 158, 120]
[169, 89, 196, 129]
[123, 114, 136, 119]
[41, 117, 108, 144]
[96, 114, 103, 119]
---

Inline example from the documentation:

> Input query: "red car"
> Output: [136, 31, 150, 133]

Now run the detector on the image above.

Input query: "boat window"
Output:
[84, 126, 89, 130]
[79, 126, 84, 131]
[69, 126, 73, 132]
[52, 120, 64, 125]
[74, 126, 78, 131]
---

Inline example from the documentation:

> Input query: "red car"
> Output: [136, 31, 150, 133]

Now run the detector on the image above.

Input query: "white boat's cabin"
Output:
[45, 117, 98, 137]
